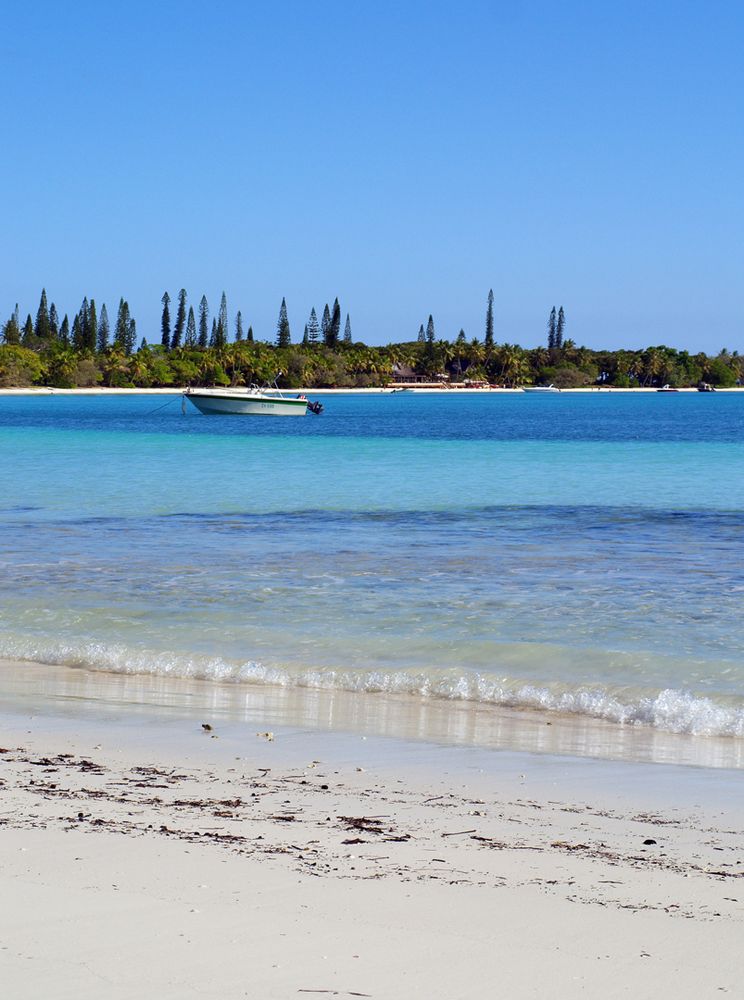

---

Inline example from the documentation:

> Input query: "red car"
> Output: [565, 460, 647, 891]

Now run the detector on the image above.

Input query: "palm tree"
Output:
[494, 343, 527, 386]
[530, 347, 549, 369]
[640, 348, 663, 386]
[100, 348, 130, 387]
[44, 344, 78, 387]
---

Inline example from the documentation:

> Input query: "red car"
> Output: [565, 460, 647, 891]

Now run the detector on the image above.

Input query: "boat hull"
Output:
[185, 391, 308, 416]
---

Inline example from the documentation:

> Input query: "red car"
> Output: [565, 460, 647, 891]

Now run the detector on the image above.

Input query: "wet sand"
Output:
[1, 666, 743, 998]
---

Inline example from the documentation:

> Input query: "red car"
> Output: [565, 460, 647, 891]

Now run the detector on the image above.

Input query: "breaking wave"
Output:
[2, 635, 744, 739]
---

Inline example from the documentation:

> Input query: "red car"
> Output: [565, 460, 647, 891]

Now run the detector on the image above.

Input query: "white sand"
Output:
[2, 385, 742, 395]
[1, 701, 742, 999]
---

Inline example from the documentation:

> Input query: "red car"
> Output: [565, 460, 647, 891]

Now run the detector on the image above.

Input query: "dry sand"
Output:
[2, 386, 743, 396]
[1, 707, 742, 999]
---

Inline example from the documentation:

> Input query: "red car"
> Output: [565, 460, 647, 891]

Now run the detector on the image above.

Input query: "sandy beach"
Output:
[2, 680, 743, 999]
[1, 385, 743, 395]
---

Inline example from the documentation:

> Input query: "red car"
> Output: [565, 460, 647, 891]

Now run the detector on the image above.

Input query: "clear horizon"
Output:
[1, 1, 741, 353]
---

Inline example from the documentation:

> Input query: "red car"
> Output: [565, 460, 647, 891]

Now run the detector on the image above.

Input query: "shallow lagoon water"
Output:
[1, 391, 743, 757]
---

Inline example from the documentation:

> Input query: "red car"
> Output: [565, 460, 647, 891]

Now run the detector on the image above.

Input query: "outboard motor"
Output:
[307, 400, 323, 415]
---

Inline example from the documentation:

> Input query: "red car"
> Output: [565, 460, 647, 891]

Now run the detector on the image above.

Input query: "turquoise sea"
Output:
[1, 391, 744, 751]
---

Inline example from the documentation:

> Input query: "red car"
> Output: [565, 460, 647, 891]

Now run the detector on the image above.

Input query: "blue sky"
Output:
[1, 1, 741, 352]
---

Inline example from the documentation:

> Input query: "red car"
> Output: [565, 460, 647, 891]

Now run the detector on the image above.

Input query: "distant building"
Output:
[391, 363, 448, 384]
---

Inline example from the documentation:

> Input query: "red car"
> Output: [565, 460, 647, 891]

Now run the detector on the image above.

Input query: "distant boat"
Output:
[697, 382, 716, 392]
[184, 383, 322, 416]
[523, 384, 560, 393]
[657, 385, 679, 393]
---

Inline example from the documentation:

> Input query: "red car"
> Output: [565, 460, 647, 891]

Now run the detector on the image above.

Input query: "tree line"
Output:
[0, 288, 741, 389]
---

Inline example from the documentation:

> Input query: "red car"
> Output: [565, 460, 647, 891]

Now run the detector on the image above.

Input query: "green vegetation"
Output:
[1, 289, 742, 389]
[485, 289, 494, 348]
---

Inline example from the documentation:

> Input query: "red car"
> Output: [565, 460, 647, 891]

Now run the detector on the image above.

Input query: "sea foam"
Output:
[2, 636, 744, 739]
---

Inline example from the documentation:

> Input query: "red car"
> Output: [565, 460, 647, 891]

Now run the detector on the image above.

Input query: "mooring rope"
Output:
[143, 395, 184, 417]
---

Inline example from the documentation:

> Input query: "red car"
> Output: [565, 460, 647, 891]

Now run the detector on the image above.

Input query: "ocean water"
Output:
[1, 391, 744, 749]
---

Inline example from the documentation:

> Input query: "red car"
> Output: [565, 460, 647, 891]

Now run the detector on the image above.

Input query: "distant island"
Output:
[1, 289, 741, 390]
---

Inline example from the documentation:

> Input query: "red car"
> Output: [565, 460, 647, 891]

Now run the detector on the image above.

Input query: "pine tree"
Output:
[556, 306, 565, 349]
[485, 289, 494, 347]
[22, 314, 34, 346]
[97, 304, 110, 352]
[302, 324, 309, 345]
[456, 329, 467, 344]
[417, 324, 425, 343]
[161, 292, 171, 349]
[49, 303, 60, 341]
[88, 299, 98, 354]
[329, 298, 341, 347]
[217, 292, 228, 346]
[72, 313, 84, 352]
[2, 310, 21, 344]
[276, 297, 291, 347]
[78, 298, 91, 352]
[59, 314, 70, 347]
[114, 299, 130, 351]
[172, 289, 187, 349]
[127, 314, 137, 355]
[35, 289, 50, 341]
[547, 307, 557, 350]
[210, 318, 217, 348]
[343, 313, 352, 343]
[246, 325, 254, 343]
[185, 306, 197, 347]
[198, 296, 209, 348]
[321, 303, 331, 345]
[307, 307, 320, 344]
[424, 315, 436, 361]
[235, 310, 244, 341]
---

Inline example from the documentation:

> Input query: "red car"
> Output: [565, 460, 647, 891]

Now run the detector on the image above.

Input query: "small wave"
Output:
[2, 636, 744, 738]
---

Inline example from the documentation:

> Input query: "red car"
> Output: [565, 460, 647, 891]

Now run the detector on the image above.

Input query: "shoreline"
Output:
[2, 385, 744, 396]
[3, 657, 744, 776]
[2, 699, 743, 997]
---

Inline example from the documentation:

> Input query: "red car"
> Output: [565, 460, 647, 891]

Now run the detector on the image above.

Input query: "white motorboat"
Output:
[184, 384, 322, 416]
[522, 384, 560, 393]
